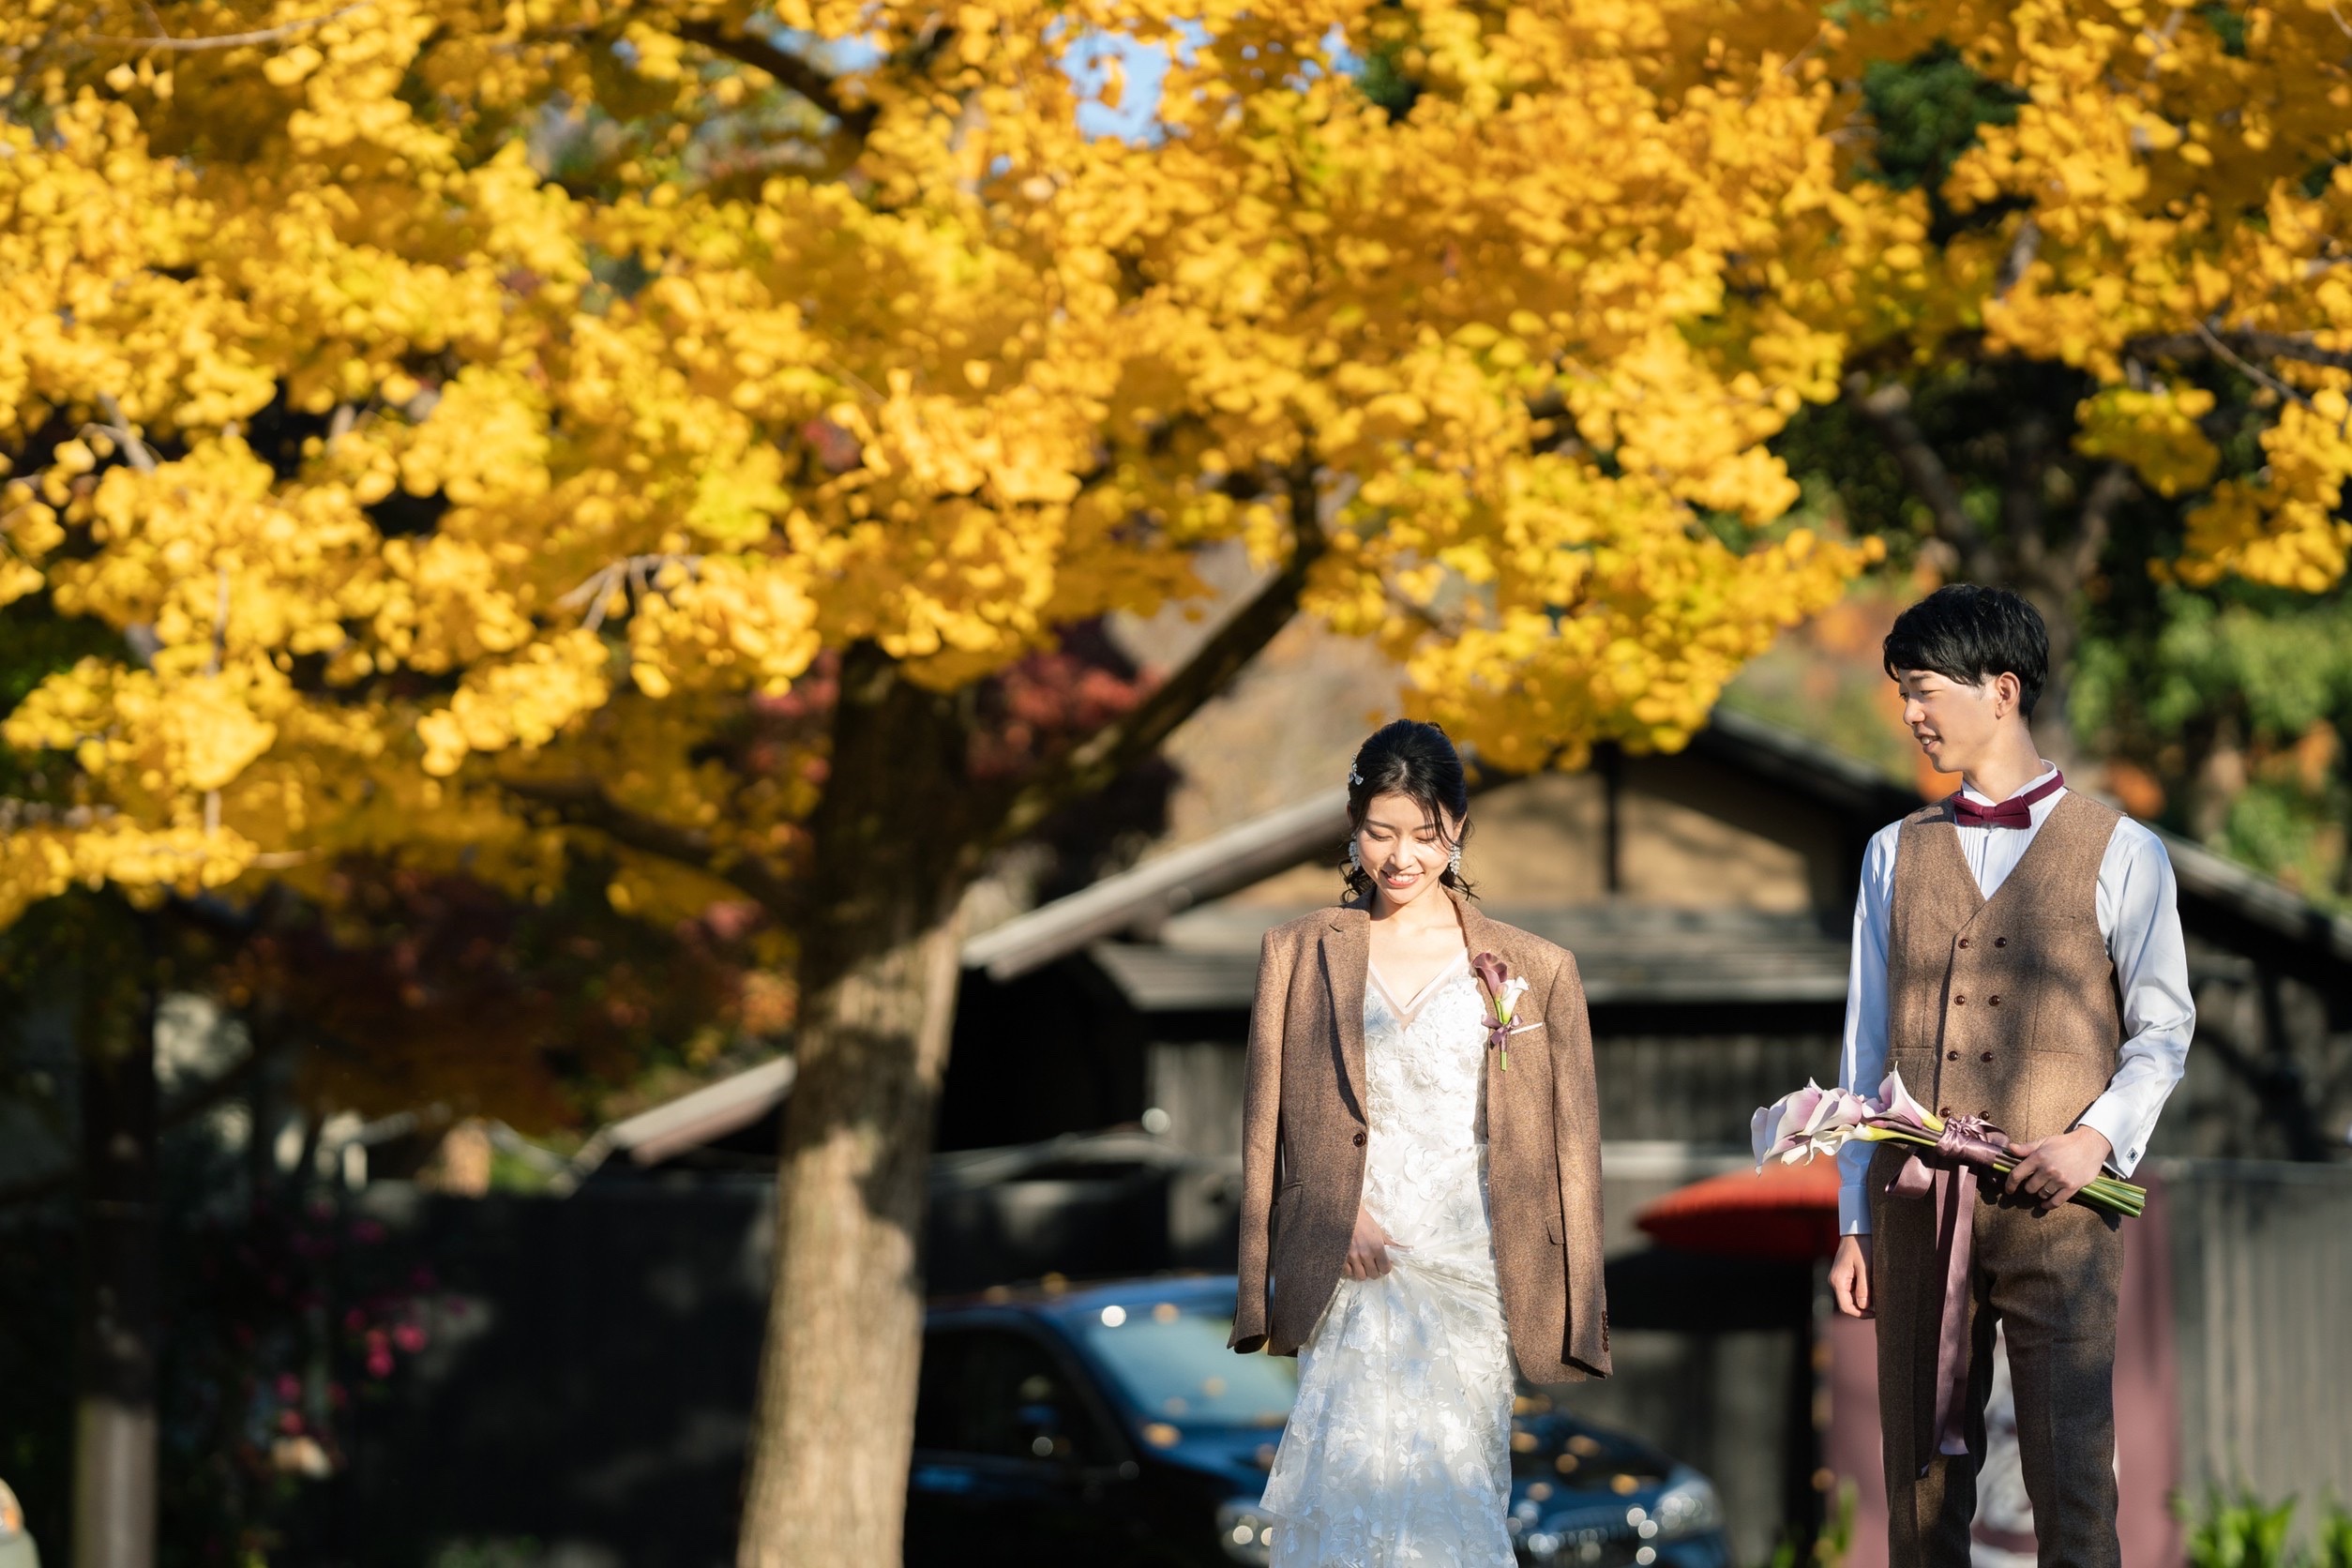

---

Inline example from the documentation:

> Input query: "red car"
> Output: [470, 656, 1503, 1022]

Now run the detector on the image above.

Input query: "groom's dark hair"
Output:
[1883, 585, 2049, 718]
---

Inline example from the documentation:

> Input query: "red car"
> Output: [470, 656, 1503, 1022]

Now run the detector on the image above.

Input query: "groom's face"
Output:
[1894, 668, 2008, 774]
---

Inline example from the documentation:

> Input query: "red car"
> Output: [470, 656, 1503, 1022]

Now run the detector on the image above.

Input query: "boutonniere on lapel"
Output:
[1470, 952, 1535, 1070]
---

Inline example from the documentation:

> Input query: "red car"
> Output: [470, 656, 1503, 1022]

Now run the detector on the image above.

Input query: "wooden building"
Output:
[942, 706, 2352, 1197]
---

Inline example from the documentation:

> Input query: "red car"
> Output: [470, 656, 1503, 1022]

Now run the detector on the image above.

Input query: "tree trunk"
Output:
[727, 541, 1321, 1562]
[735, 915, 963, 1566]
[736, 644, 979, 1568]
[73, 908, 159, 1568]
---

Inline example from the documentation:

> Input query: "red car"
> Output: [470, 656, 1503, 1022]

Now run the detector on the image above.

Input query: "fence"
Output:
[2164, 1158, 2352, 1517]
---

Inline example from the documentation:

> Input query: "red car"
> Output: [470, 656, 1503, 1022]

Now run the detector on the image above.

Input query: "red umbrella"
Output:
[1635, 1158, 1843, 1261]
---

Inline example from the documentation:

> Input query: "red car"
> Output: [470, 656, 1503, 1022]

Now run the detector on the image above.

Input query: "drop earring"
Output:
[1347, 840, 1363, 872]
[1447, 844, 1463, 876]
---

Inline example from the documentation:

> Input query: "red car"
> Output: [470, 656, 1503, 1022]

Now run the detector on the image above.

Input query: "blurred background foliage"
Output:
[1716, 35, 2352, 910]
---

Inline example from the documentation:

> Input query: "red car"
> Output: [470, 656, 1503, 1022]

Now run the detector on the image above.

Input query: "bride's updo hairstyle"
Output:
[1341, 719, 1475, 902]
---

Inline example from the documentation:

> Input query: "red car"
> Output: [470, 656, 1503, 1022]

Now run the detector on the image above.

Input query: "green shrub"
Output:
[2179, 1488, 2352, 1568]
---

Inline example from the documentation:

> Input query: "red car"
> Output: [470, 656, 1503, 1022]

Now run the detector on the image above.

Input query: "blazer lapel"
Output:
[1453, 891, 1528, 1123]
[1320, 906, 1370, 1123]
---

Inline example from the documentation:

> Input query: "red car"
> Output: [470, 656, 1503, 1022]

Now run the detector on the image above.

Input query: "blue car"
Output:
[908, 1274, 1730, 1568]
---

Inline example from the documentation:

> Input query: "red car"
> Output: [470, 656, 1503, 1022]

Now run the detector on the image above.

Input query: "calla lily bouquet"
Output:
[1752, 1071, 2147, 1219]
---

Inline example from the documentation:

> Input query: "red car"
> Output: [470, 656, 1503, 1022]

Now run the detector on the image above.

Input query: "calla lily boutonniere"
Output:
[1470, 952, 1534, 1070]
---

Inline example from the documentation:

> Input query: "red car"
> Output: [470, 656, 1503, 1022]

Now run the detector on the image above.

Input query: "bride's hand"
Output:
[1343, 1207, 1400, 1280]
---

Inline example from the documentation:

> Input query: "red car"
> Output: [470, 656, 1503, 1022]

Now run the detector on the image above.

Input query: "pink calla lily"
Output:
[1874, 1067, 1943, 1132]
[1752, 1081, 1877, 1169]
[1469, 952, 1525, 1068]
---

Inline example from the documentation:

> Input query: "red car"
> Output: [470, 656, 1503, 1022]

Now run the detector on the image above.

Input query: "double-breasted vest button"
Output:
[1939, 1106, 1953, 1117]
[1993, 936, 2007, 947]
[1957, 938, 1970, 949]
[1953, 994, 1967, 1005]
[1988, 994, 2000, 1005]
[1980, 1051, 1995, 1063]
[1945, 1050, 1960, 1061]
[1352, 1130, 1366, 1147]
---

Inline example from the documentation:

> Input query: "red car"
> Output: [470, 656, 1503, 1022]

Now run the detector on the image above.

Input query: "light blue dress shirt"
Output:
[1835, 764, 2196, 1235]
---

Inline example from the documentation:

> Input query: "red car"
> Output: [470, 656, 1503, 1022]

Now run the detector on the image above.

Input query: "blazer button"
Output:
[1953, 995, 1966, 1006]
[1352, 1131, 1366, 1147]
[1957, 938, 1970, 949]
[1980, 1051, 1995, 1063]
[1945, 1050, 1960, 1062]
[1993, 937, 2007, 948]
[1939, 1106, 1953, 1117]
[1988, 995, 2001, 1006]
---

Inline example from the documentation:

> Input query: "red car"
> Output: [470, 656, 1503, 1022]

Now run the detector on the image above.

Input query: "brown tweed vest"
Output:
[1887, 790, 2125, 1141]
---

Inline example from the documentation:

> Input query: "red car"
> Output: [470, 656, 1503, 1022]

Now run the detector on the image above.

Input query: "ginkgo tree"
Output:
[1804, 2, 2352, 722]
[4, 0, 2346, 1562]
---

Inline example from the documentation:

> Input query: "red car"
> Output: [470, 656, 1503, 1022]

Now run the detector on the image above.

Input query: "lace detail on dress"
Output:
[1259, 964, 1515, 1568]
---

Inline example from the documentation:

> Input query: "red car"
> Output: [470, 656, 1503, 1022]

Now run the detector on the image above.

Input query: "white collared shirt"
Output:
[1835, 763, 2196, 1235]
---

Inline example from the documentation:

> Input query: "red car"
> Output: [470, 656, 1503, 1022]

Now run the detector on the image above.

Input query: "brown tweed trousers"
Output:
[1227, 887, 1610, 1383]
[1871, 791, 2127, 1568]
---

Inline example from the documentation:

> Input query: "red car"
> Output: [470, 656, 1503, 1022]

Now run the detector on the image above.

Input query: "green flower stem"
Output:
[1863, 1126, 2146, 1218]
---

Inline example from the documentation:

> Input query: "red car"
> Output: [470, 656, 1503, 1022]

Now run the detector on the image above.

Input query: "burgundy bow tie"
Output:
[1951, 770, 2064, 829]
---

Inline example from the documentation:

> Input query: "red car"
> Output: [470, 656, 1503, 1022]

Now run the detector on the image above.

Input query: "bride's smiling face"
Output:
[1354, 791, 1458, 912]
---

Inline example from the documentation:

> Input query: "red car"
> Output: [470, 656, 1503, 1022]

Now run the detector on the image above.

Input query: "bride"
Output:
[1228, 720, 1611, 1568]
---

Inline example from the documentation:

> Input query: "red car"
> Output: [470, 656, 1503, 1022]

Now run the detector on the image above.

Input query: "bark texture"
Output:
[72, 909, 160, 1568]
[734, 917, 962, 1567]
[736, 645, 975, 1568]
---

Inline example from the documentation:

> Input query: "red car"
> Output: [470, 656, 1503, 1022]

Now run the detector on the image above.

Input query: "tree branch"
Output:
[2003, 406, 2055, 581]
[2123, 328, 2352, 376]
[2071, 460, 2135, 585]
[1994, 216, 2041, 300]
[90, 0, 373, 50]
[671, 19, 876, 137]
[992, 460, 1330, 846]
[498, 776, 802, 920]
[1842, 371, 1993, 574]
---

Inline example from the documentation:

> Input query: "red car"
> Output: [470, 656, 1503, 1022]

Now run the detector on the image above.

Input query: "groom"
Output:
[1828, 585, 2194, 1568]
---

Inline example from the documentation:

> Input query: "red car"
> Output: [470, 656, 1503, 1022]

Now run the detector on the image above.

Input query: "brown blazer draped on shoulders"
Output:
[1227, 888, 1610, 1383]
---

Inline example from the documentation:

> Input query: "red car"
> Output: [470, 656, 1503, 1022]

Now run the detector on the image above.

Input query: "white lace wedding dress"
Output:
[1259, 952, 1517, 1568]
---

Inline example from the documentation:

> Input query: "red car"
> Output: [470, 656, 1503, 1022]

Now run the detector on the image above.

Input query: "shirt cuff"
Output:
[2075, 1095, 2145, 1178]
[1839, 1183, 1872, 1236]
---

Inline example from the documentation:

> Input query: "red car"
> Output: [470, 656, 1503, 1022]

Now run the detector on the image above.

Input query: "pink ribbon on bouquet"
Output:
[1882, 1112, 2011, 1473]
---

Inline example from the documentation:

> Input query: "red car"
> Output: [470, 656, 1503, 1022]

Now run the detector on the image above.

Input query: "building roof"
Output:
[962, 705, 2352, 991]
[1090, 905, 1852, 1014]
[1702, 710, 2352, 976]
[564, 1054, 797, 1186]
[959, 789, 1348, 981]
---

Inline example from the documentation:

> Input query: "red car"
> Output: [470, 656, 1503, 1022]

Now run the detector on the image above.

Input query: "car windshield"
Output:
[1074, 1300, 1298, 1428]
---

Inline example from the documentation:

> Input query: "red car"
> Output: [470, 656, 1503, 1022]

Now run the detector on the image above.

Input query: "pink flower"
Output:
[1470, 952, 1510, 1000]
[1753, 1081, 1827, 1168]
[1470, 952, 1530, 1068]
[392, 1322, 426, 1353]
[1752, 1081, 1873, 1169]
[1872, 1067, 1941, 1131]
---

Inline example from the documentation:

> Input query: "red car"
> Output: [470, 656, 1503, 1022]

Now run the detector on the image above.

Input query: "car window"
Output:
[1073, 1301, 1297, 1428]
[914, 1325, 1113, 1465]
